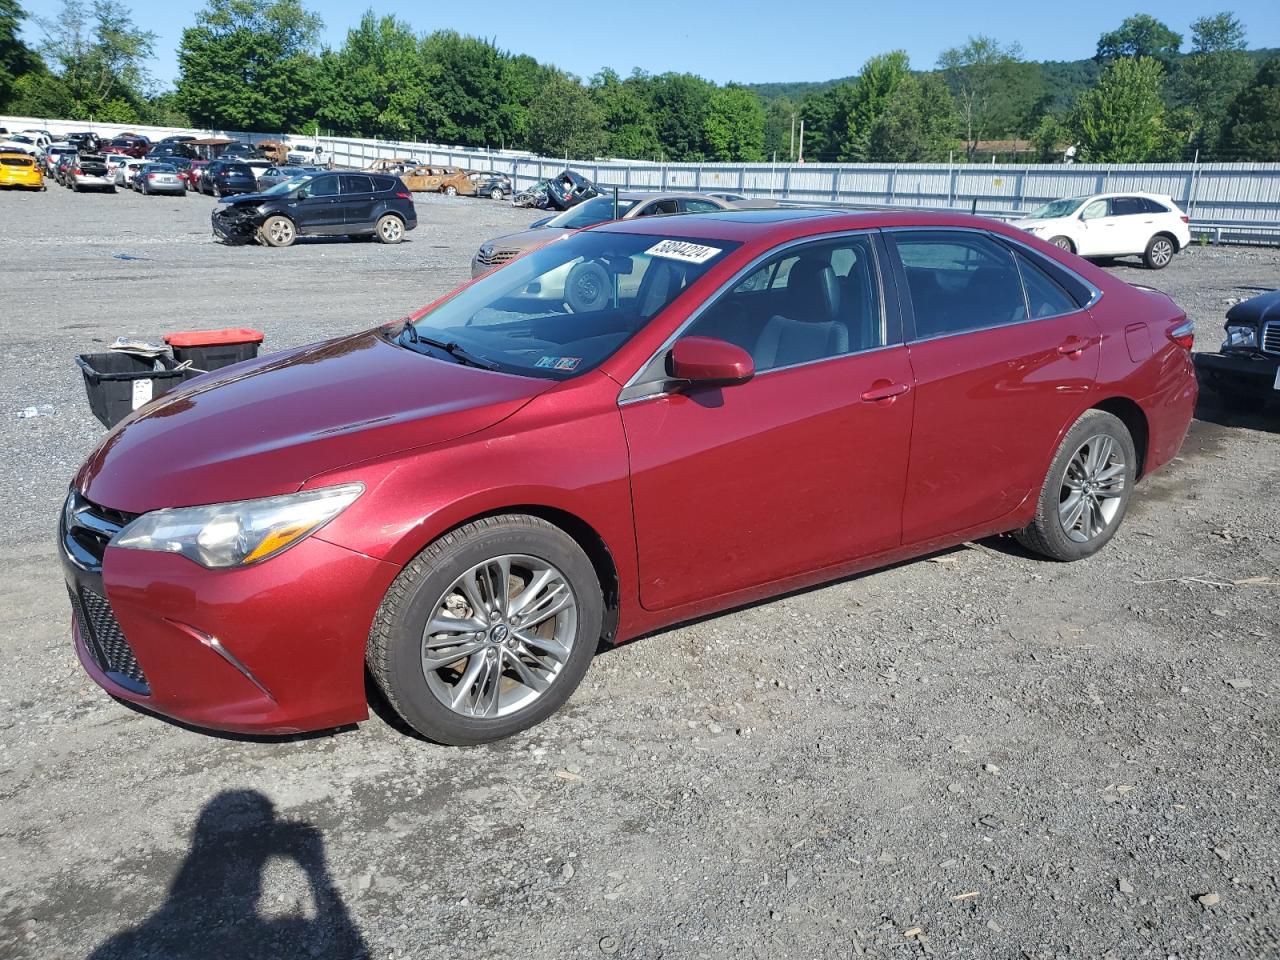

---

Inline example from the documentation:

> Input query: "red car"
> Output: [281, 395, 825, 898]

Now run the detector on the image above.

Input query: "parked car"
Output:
[104, 154, 130, 182]
[1193, 289, 1280, 410]
[181, 159, 210, 191]
[43, 142, 78, 177]
[514, 170, 602, 210]
[366, 157, 417, 175]
[106, 137, 149, 159]
[255, 165, 311, 191]
[285, 141, 327, 167]
[0, 133, 44, 158]
[200, 160, 258, 197]
[59, 209, 1198, 743]
[469, 170, 512, 201]
[136, 162, 185, 196]
[255, 140, 289, 165]
[243, 158, 273, 185]
[1011, 193, 1192, 269]
[65, 132, 103, 153]
[211, 171, 416, 246]
[472, 192, 735, 276]
[54, 152, 79, 186]
[114, 157, 148, 187]
[0, 150, 44, 190]
[69, 153, 115, 193]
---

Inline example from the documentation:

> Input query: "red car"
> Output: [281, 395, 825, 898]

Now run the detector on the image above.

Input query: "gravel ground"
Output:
[1, 186, 1278, 960]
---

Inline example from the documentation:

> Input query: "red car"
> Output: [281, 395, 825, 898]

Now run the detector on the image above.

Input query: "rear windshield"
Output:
[547, 196, 638, 230]
[1, 156, 33, 166]
[149, 164, 177, 173]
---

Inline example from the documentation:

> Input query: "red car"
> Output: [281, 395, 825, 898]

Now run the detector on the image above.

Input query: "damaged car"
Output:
[1193, 288, 1280, 411]
[514, 170, 602, 210]
[212, 170, 417, 247]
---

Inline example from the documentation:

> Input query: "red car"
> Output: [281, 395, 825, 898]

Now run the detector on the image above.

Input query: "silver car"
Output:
[472, 192, 735, 277]
[138, 162, 185, 196]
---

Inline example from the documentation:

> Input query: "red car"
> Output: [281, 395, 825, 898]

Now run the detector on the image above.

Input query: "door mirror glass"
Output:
[670, 337, 754, 388]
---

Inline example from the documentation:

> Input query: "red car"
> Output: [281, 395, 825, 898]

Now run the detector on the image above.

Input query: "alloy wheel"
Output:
[1150, 238, 1173, 267]
[380, 218, 403, 242]
[268, 219, 294, 245]
[1058, 434, 1126, 543]
[1052, 237, 1072, 250]
[421, 554, 578, 719]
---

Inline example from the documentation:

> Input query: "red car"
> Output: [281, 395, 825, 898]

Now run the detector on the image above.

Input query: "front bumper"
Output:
[1193, 350, 1280, 395]
[211, 207, 261, 243]
[60, 491, 400, 734]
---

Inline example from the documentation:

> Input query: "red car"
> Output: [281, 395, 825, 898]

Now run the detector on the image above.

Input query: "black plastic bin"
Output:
[164, 328, 264, 373]
[76, 352, 189, 429]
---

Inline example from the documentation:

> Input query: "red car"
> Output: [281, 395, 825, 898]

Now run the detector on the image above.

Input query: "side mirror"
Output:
[530, 216, 553, 228]
[670, 337, 754, 389]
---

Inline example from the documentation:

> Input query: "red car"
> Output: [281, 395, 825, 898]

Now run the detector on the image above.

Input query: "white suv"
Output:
[1011, 192, 1192, 269]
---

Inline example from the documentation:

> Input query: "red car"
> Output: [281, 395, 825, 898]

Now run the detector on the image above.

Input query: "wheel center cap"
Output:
[489, 623, 510, 645]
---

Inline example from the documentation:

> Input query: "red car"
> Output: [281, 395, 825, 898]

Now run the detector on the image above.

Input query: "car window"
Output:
[893, 231, 1028, 339]
[1081, 199, 1109, 220]
[682, 198, 722, 213]
[1140, 197, 1170, 214]
[635, 199, 680, 217]
[1112, 197, 1145, 216]
[1012, 249, 1079, 319]
[307, 175, 339, 197]
[683, 234, 886, 372]
[341, 174, 374, 195]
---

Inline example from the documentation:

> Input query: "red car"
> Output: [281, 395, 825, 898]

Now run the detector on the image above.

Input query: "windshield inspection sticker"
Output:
[536, 356, 582, 371]
[646, 240, 722, 264]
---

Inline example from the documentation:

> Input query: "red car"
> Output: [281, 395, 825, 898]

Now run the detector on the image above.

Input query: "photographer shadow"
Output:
[89, 790, 369, 960]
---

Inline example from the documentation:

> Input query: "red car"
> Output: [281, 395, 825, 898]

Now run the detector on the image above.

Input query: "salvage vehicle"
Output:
[0, 151, 44, 190]
[472, 192, 734, 276]
[365, 157, 417, 176]
[514, 170, 602, 210]
[394, 165, 474, 195]
[1011, 193, 1191, 269]
[1193, 289, 1280, 409]
[255, 165, 312, 191]
[106, 136, 149, 159]
[470, 170, 512, 201]
[114, 157, 146, 188]
[62, 209, 1197, 744]
[285, 141, 328, 167]
[255, 140, 289, 165]
[200, 160, 258, 197]
[211, 171, 416, 247]
[137, 162, 186, 196]
[69, 153, 116, 193]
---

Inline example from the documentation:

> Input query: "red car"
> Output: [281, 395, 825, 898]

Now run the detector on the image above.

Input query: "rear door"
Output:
[886, 229, 1101, 545]
[340, 174, 378, 228]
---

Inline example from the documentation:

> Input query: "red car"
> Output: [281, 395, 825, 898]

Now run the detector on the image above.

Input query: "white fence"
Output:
[6, 114, 1280, 240]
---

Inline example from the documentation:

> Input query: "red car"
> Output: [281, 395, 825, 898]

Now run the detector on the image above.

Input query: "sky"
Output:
[20, 0, 1280, 90]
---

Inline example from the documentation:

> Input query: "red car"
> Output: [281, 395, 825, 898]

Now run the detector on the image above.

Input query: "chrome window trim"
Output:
[617, 228, 890, 404]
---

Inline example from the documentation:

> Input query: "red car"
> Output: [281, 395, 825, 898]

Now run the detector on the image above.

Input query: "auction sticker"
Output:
[646, 240, 722, 264]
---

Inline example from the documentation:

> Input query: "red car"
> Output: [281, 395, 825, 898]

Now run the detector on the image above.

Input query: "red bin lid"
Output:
[164, 328, 265, 347]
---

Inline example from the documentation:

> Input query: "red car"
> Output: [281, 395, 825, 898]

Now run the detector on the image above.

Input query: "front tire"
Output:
[258, 215, 296, 247]
[444, 185, 458, 197]
[1049, 235, 1074, 253]
[367, 515, 603, 745]
[1144, 235, 1175, 269]
[374, 214, 404, 244]
[1015, 410, 1136, 561]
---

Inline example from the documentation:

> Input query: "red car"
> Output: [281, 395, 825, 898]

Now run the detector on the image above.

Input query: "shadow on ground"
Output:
[88, 790, 370, 960]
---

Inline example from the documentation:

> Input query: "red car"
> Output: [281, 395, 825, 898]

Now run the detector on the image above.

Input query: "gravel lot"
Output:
[1, 185, 1278, 960]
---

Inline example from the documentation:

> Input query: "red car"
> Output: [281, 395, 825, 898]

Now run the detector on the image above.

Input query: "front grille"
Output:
[69, 584, 149, 693]
[1262, 321, 1280, 357]
[62, 490, 131, 572]
[476, 248, 518, 267]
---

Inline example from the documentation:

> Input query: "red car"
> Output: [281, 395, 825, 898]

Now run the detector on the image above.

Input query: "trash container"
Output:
[164, 328, 265, 373]
[76, 352, 189, 429]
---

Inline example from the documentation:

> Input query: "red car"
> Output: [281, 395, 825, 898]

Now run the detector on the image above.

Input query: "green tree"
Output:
[703, 84, 765, 161]
[1030, 113, 1071, 161]
[317, 12, 434, 140]
[1072, 56, 1177, 162]
[497, 53, 551, 149]
[1095, 14, 1183, 70]
[419, 31, 507, 146]
[1, 0, 41, 109]
[649, 72, 714, 160]
[761, 94, 796, 161]
[591, 68, 661, 159]
[838, 50, 910, 161]
[526, 71, 605, 159]
[796, 85, 842, 161]
[176, 0, 322, 132]
[867, 72, 959, 162]
[1174, 12, 1255, 154]
[29, 0, 154, 120]
[1221, 57, 1280, 160]
[938, 36, 1026, 158]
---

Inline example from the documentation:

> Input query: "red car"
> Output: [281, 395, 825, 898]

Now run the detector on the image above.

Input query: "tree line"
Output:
[2, 0, 1278, 163]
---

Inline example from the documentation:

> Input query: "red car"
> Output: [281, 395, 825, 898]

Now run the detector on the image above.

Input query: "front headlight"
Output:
[1223, 325, 1257, 349]
[111, 483, 363, 568]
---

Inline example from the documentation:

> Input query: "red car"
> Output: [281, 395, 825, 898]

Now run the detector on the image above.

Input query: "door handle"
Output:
[1057, 337, 1088, 356]
[860, 381, 911, 404]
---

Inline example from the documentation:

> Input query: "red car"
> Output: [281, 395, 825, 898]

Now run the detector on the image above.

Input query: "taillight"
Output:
[1168, 319, 1195, 351]
[73, 167, 81, 175]
[147, 173, 156, 180]
[396, 191, 412, 200]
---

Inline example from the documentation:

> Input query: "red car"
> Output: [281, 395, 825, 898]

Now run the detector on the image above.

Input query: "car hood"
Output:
[1011, 216, 1073, 230]
[480, 227, 573, 254]
[218, 192, 276, 207]
[77, 331, 554, 514]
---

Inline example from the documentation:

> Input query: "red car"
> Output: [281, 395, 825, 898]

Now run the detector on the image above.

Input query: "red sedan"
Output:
[62, 210, 1197, 744]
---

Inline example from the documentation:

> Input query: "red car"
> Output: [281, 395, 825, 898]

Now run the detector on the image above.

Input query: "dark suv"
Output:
[211, 171, 417, 247]
[1194, 289, 1280, 409]
[201, 160, 258, 197]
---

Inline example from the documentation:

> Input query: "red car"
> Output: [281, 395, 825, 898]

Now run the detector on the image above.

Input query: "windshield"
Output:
[1026, 197, 1088, 220]
[150, 164, 176, 173]
[547, 196, 638, 230]
[9, 134, 33, 144]
[262, 173, 313, 195]
[403, 231, 739, 379]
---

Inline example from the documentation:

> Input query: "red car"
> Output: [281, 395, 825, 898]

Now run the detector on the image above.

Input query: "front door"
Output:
[886, 229, 1101, 544]
[292, 174, 344, 233]
[621, 233, 915, 610]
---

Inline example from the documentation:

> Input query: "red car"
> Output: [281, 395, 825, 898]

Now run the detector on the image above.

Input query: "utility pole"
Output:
[798, 120, 805, 164]
[789, 114, 796, 163]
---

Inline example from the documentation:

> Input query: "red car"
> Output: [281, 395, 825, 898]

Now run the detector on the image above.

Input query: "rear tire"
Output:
[374, 214, 404, 244]
[490, 187, 504, 201]
[367, 515, 603, 745]
[1144, 234, 1175, 269]
[1015, 410, 1136, 562]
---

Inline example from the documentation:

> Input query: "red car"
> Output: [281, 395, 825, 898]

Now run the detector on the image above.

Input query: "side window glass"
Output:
[308, 175, 339, 197]
[1140, 197, 1169, 214]
[1013, 249, 1080, 319]
[894, 231, 1028, 339]
[683, 198, 721, 213]
[1112, 197, 1144, 216]
[683, 235, 885, 372]
[1081, 200, 1108, 220]
[341, 174, 374, 194]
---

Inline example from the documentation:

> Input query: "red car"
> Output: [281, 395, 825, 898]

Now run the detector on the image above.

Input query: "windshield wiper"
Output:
[399, 323, 497, 370]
